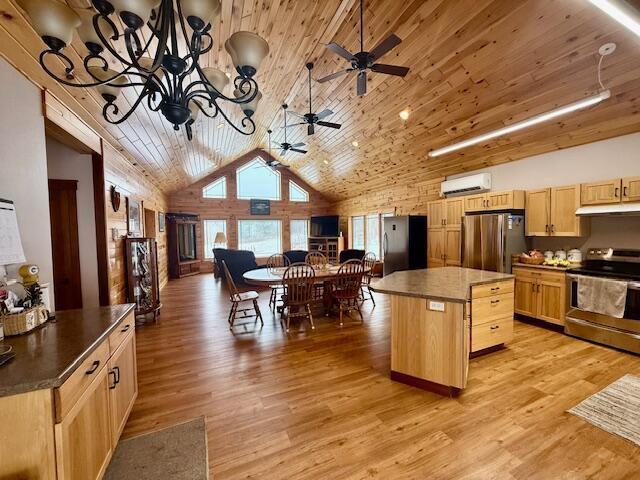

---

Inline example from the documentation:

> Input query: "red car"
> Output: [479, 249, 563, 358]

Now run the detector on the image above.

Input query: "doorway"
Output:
[144, 208, 156, 238]
[48, 179, 83, 309]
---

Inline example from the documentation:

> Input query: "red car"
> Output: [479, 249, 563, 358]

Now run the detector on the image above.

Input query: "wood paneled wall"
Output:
[103, 144, 168, 303]
[169, 149, 332, 269]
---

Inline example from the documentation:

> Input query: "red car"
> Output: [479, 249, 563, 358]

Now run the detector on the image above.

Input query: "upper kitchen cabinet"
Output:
[427, 197, 464, 268]
[446, 198, 464, 228]
[580, 176, 640, 205]
[464, 190, 525, 212]
[526, 184, 589, 237]
[427, 200, 445, 228]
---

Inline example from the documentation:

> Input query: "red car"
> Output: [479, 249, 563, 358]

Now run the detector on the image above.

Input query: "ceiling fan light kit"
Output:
[18, 0, 269, 139]
[273, 104, 308, 156]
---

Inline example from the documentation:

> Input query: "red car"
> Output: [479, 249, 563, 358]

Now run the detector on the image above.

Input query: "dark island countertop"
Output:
[0, 304, 135, 398]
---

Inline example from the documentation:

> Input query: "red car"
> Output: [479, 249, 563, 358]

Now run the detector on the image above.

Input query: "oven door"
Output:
[566, 274, 640, 334]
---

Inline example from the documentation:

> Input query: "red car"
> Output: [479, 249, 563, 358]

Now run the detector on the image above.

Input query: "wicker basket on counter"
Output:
[0, 304, 48, 336]
[518, 255, 545, 265]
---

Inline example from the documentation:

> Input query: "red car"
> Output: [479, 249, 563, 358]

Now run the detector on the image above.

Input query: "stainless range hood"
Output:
[576, 202, 640, 216]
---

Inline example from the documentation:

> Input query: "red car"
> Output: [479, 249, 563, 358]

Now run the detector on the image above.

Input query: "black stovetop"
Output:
[568, 261, 640, 281]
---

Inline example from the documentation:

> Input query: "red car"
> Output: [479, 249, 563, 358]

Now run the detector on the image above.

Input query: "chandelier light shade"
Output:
[18, 0, 269, 140]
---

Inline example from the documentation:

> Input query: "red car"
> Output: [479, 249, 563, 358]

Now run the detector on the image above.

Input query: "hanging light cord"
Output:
[597, 53, 606, 91]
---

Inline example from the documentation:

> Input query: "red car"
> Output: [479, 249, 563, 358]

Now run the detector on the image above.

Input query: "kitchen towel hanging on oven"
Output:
[577, 276, 628, 318]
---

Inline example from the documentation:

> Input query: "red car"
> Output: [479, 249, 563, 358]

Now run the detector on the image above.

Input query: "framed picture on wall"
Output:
[127, 197, 143, 237]
[158, 212, 165, 232]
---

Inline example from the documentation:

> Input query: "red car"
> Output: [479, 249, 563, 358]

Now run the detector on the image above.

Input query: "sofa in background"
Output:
[339, 249, 366, 263]
[212, 248, 265, 284]
[283, 250, 308, 264]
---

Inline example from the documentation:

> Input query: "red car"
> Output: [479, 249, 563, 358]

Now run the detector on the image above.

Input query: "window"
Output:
[202, 177, 226, 198]
[236, 158, 281, 200]
[203, 220, 226, 258]
[289, 180, 309, 202]
[290, 219, 309, 250]
[238, 219, 282, 257]
[351, 216, 365, 250]
[366, 214, 380, 258]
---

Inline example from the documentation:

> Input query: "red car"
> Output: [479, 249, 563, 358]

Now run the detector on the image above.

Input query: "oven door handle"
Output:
[629, 282, 640, 290]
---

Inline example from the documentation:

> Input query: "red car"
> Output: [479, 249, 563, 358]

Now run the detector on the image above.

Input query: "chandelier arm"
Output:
[39, 49, 133, 88]
[188, 95, 219, 118]
[147, 92, 163, 112]
[213, 101, 256, 135]
[103, 87, 152, 125]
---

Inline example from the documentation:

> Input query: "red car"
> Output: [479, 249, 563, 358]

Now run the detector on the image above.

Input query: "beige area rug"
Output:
[568, 374, 640, 446]
[105, 418, 208, 480]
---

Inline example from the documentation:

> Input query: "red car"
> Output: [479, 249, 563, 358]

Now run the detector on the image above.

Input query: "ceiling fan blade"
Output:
[291, 142, 306, 147]
[290, 148, 308, 154]
[315, 108, 333, 119]
[370, 63, 410, 77]
[286, 110, 305, 118]
[308, 123, 315, 135]
[283, 122, 305, 129]
[317, 69, 352, 83]
[326, 42, 356, 61]
[279, 149, 286, 156]
[317, 121, 342, 129]
[369, 34, 402, 61]
[357, 71, 367, 96]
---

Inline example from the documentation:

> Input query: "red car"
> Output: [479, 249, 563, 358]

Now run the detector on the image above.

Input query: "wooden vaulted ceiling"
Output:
[3, 0, 640, 200]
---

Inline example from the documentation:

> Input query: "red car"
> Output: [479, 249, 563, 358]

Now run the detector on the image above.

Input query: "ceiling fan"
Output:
[317, 0, 410, 96]
[286, 63, 342, 135]
[272, 104, 308, 155]
[264, 129, 290, 170]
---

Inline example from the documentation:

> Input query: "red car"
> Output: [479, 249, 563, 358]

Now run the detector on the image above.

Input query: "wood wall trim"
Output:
[43, 90, 101, 154]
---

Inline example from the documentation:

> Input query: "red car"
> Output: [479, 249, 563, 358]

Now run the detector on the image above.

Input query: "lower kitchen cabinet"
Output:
[109, 332, 138, 445]
[470, 280, 515, 353]
[513, 266, 566, 325]
[55, 367, 113, 480]
[427, 227, 446, 267]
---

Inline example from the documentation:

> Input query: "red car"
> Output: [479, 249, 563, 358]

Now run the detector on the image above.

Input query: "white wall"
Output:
[0, 57, 55, 309]
[46, 137, 100, 308]
[448, 133, 640, 253]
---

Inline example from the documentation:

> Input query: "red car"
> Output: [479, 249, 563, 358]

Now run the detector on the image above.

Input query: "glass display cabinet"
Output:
[167, 213, 200, 278]
[125, 237, 161, 323]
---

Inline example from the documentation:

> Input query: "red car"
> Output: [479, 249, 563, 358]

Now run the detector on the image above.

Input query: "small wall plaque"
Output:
[428, 300, 445, 312]
[250, 199, 270, 215]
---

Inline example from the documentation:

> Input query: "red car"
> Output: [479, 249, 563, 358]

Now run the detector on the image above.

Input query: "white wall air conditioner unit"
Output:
[441, 173, 491, 197]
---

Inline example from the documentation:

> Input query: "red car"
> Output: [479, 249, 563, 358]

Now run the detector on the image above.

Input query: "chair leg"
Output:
[269, 288, 275, 310]
[368, 286, 376, 306]
[357, 302, 364, 323]
[339, 304, 344, 327]
[253, 299, 264, 326]
[306, 304, 315, 330]
[286, 312, 291, 333]
[229, 301, 238, 328]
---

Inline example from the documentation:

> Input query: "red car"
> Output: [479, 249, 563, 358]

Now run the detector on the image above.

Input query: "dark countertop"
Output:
[371, 267, 514, 303]
[0, 304, 135, 398]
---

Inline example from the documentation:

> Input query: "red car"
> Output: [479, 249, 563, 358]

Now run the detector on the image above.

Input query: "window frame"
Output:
[237, 218, 283, 257]
[202, 176, 227, 199]
[366, 213, 381, 259]
[289, 180, 309, 202]
[236, 157, 281, 201]
[350, 215, 365, 251]
[203, 219, 227, 259]
[290, 218, 310, 251]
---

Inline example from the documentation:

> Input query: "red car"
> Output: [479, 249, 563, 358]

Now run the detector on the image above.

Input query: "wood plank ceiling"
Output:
[4, 0, 640, 200]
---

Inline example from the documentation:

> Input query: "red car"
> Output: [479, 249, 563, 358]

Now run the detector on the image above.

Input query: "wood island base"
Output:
[390, 370, 462, 397]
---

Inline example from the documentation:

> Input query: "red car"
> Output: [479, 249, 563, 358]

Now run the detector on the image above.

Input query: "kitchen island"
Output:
[372, 267, 514, 396]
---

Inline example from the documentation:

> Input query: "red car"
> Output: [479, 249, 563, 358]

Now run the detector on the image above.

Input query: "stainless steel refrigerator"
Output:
[461, 213, 526, 273]
[383, 216, 427, 276]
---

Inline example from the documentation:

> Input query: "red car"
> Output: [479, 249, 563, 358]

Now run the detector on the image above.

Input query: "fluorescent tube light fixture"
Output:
[588, 0, 640, 37]
[428, 90, 611, 157]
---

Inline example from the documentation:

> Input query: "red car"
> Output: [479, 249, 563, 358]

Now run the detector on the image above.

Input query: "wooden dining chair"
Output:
[266, 253, 289, 311]
[221, 260, 263, 329]
[331, 259, 365, 327]
[305, 251, 327, 266]
[281, 263, 316, 333]
[361, 252, 377, 306]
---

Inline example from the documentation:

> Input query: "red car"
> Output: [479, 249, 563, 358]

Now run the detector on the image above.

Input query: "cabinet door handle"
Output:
[109, 370, 117, 389]
[490, 325, 499, 330]
[114, 366, 120, 384]
[531, 283, 535, 292]
[623, 186, 628, 198]
[85, 360, 100, 375]
[491, 287, 500, 292]
[550, 224, 555, 233]
[615, 187, 620, 198]
[121, 324, 130, 333]
[491, 300, 500, 305]
[537, 283, 541, 293]
[545, 224, 549, 233]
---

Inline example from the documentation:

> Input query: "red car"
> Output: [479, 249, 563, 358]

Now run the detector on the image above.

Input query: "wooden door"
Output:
[144, 208, 156, 238]
[464, 194, 487, 212]
[55, 366, 113, 480]
[427, 228, 445, 268]
[622, 176, 640, 203]
[445, 198, 464, 228]
[525, 189, 550, 236]
[49, 179, 83, 310]
[427, 200, 445, 228]
[580, 178, 622, 205]
[108, 332, 138, 445]
[550, 185, 582, 236]
[513, 274, 537, 318]
[444, 228, 461, 266]
[536, 278, 565, 326]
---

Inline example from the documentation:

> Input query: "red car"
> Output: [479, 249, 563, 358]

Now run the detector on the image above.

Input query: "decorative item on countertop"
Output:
[555, 250, 567, 261]
[568, 249, 583, 264]
[519, 250, 545, 265]
[18, 264, 39, 286]
[0, 277, 48, 336]
[544, 250, 554, 261]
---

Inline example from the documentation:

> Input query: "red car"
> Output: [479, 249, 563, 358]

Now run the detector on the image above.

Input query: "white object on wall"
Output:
[441, 173, 491, 197]
[0, 199, 26, 266]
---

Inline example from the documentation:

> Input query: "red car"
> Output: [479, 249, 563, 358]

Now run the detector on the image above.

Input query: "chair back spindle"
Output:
[283, 263, 316, 307]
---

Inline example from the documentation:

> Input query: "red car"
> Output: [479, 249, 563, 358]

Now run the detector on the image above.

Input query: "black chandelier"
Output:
[17, 0, 269, 139]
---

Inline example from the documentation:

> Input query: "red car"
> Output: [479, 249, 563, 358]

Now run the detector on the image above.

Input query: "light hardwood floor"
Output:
[124, 274, 640, 479]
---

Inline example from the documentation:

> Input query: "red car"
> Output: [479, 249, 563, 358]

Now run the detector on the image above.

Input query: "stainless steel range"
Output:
[565, 248, 640, 354]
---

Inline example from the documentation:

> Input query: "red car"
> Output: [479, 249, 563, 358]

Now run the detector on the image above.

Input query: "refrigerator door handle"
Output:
[383, 232, 388, 256]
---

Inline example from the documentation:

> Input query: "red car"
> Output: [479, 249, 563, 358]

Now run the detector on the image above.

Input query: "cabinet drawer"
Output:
[54, 340, 110, 422]
[472, 293, 514, 325]
[471, 317, 513, 352]
[471, 280, 514, 299]
[109, 312, 135, 354]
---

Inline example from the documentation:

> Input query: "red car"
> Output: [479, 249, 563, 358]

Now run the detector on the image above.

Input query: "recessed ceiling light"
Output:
[428, 90, 611, 157]
[352, 140, 359, 147]
[588, 0, 640, 37]
[225, 72, 232, 78]
[217, 123, 225, 129]
[323, 159, 329, 165]
[399, 109, 410, 120]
